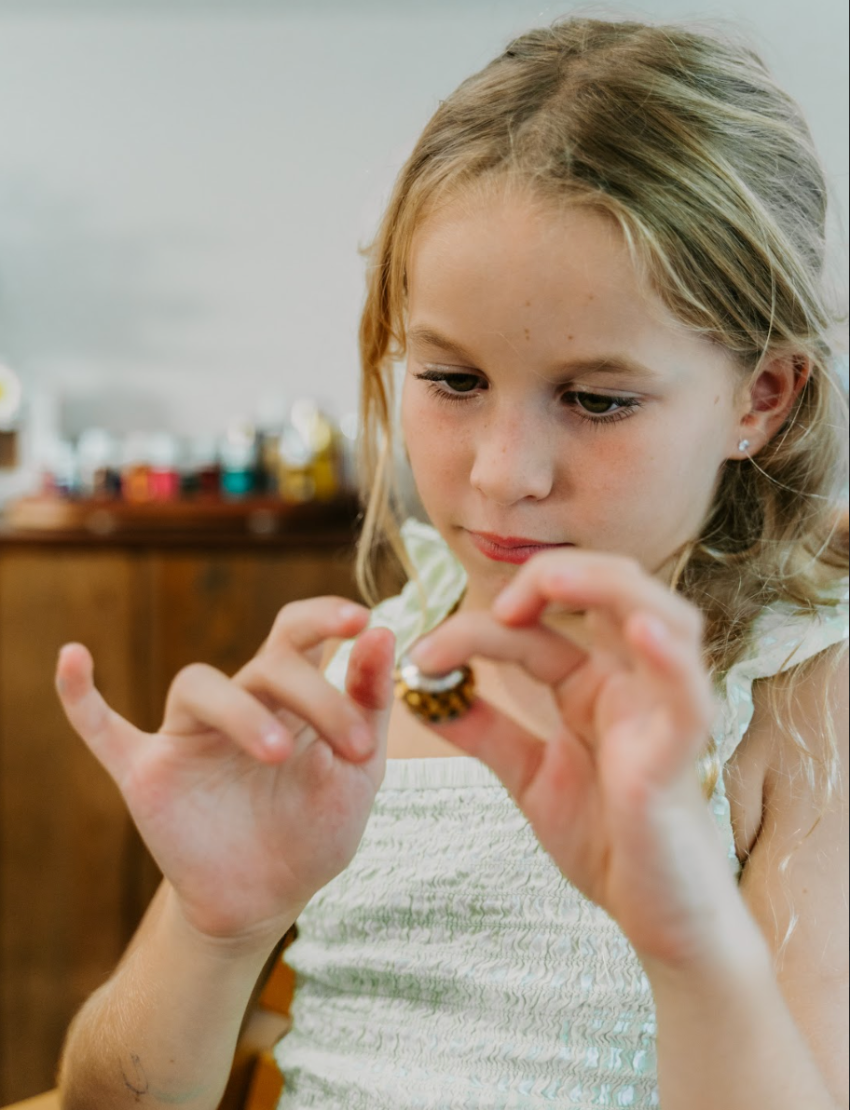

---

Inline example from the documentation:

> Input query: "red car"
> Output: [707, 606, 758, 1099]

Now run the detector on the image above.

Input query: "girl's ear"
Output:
[732, 354, 810, 457]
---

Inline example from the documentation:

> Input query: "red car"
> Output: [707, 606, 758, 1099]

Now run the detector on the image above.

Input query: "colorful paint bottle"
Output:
[219, 426, 257, 499]
[121, 433, 153, 503]
[148, 433, 182, 501]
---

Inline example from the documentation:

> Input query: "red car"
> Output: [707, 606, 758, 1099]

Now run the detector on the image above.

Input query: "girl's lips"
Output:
[467, 531, 574, 565]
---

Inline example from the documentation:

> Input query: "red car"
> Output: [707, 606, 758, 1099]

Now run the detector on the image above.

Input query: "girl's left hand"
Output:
[408, 551, 736, 971]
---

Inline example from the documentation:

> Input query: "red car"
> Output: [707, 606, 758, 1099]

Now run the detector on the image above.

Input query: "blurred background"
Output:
[0, 0, 846, 498]
[0, 1, 846, 1106]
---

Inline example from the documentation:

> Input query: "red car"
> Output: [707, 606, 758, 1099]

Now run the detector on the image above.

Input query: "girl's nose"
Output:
[469, 413, 555, 504]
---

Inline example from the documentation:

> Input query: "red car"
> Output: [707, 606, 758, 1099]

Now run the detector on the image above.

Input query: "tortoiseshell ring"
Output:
[394, 654, 476, 724]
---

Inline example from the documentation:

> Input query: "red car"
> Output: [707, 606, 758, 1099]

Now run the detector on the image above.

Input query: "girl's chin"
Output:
[455, 565, 518, 611]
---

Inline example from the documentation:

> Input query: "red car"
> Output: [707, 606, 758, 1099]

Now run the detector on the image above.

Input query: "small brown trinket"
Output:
[394, 654, 476, 723]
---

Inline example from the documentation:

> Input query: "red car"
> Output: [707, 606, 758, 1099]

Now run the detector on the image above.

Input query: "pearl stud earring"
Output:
[738, 439, 751, 453]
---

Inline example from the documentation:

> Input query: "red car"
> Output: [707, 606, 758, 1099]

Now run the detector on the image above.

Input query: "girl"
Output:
[55, 16, 847, 1110]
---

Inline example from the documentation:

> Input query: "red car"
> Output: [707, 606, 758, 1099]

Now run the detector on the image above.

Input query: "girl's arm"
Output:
[409, 552, 847, 1109]
[648, 646, 848, 1110]
[52, 599, 395, 1109]
[58, 881, 285, 1110]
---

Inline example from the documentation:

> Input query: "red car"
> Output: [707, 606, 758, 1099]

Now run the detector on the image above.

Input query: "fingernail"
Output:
[349, 723, 373, 757]
[262, 727, 290, 757]
[492, 587, 519, 617]
[339, 603, 366, 622]
[643, 615, 670, 645]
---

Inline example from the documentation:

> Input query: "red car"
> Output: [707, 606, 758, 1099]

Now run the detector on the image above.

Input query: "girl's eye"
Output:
[415, 370, 483, 397]
[573, 392, 620, 415]
[564, 391, 640, 424]
[414, 371, 640, 425]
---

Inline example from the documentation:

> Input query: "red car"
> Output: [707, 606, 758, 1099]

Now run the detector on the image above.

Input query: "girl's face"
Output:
[401, 192, 749, 608]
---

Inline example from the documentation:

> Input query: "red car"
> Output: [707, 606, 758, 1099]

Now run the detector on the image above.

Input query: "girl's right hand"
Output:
[55, 598, 395, 952]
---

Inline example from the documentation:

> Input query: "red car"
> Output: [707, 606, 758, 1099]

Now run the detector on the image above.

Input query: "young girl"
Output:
[55, 16, 847, 1110]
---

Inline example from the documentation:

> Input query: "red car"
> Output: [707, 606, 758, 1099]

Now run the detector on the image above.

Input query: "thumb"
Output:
[55, 643, 140, 781]
[428, 696, 548, 803]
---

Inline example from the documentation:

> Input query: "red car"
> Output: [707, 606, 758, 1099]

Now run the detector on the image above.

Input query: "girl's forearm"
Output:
[58, 885, 287, 1110]
[646, 927, 838, 1110]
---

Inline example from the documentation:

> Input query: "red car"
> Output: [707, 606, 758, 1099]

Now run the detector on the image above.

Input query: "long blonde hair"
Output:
[356, 17, 848, 794]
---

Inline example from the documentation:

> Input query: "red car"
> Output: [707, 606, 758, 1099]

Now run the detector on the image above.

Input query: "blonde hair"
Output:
[356, 17, 848, 795]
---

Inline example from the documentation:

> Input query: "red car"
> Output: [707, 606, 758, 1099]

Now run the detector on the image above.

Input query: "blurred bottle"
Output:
[148, 433, 182, 501]
[182, 435, 220, 498]
[219, 423, 257, 499]
[289, 398, 339, 501]
[0, 361, 23, 473]
[254, 394, 289, 496]
[121, 433, 154, 503]
[44, 439, 80, 499]
[277, 419, 313, 502]
[77, 428, 121, 499]
[337, 411, 359, 492]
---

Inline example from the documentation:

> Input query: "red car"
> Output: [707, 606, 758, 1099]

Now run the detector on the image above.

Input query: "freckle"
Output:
[567, 334, 574, 341]
[714, 395, 720, 405]
[525, 300, 531, 307]
[524, 328, 530, 340]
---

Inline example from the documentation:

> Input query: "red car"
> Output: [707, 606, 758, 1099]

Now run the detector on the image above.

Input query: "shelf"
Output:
[0, 493, 361, 548]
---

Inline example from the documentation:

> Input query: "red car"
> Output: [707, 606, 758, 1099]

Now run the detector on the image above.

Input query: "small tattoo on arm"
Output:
[120, 1053, 150, 1101]
[118, 1051, 209, 1105]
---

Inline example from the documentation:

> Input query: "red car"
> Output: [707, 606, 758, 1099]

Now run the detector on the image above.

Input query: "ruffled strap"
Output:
[325, 519, 466, 694]
[711, 578, 849, 766]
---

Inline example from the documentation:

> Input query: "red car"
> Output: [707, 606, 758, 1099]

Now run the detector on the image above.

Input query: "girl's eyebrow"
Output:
[407, 324, 660, 382]
[407, 326, 477, 364]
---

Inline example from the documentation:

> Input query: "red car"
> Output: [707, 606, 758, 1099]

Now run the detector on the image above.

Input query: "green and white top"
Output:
[275, 519, 849, 1110]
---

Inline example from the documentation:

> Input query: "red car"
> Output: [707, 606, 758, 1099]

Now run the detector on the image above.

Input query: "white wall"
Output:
[0, 0, 847, 439]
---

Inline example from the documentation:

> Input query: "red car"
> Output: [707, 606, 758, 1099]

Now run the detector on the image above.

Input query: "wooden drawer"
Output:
[0, 541, 357, 1104]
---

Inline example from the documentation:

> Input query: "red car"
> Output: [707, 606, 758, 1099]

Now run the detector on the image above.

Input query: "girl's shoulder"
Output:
[747, 574, 848, 671]
[712, 574, 849, 766]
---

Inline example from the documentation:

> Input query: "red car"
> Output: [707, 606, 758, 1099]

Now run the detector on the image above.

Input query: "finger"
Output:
[553, 655, 616, 748]
[626, 612, 716, 745]
[344, 627, 396, 762]
[419, 693, 550, 803]
[163, 663, 295, 763]
[493, 551, 701, 640]
[589, 612, 715, 792]
[584, 608, 634, 667]
[261, 597, 371, 663]
[55, 643, 143, 781]
[408, 611, 586, 687]
[239, 647, 382, 762]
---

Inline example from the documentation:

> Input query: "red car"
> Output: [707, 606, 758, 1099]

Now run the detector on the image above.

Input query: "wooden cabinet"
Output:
[0, 511, 360, 1104]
